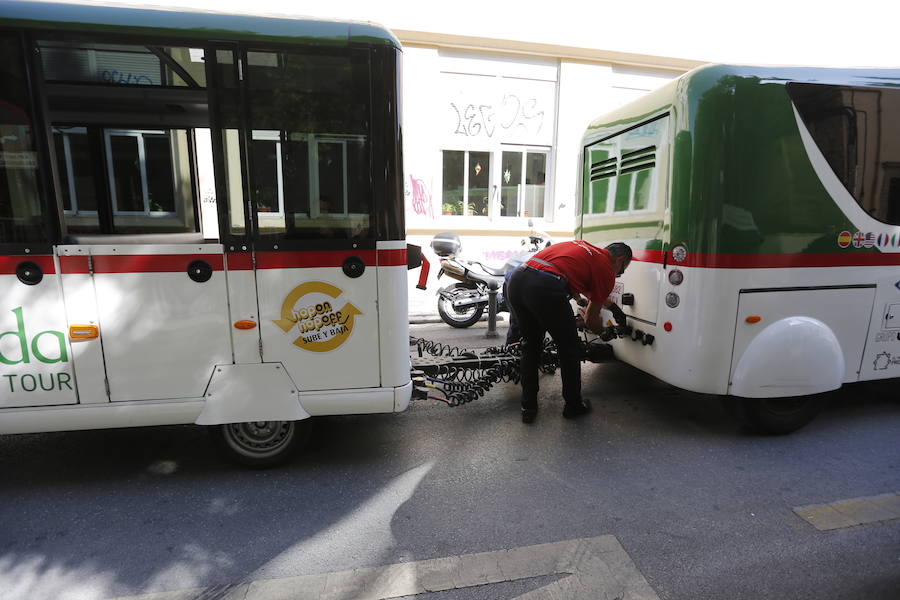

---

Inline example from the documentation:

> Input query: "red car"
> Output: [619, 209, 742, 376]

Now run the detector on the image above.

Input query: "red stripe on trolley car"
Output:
[91, 254, 224, 274]
[630, 249, 900, 269]
[59, 255, 90, 274]
[0, 255, 56, 275]
[377, 248, 407, 266]
[255, 250, 377, 269]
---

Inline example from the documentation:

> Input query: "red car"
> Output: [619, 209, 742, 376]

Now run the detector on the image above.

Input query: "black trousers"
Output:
[506, 266, 582, 410]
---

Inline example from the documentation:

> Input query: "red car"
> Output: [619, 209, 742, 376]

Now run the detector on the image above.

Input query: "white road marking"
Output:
[110, 535, 659, 600]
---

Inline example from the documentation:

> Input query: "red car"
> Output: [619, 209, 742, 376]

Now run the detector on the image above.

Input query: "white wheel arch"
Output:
[730, 316, 844, 398]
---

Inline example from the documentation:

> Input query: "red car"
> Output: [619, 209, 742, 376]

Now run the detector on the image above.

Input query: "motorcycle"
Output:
[431, 226, 551, 329]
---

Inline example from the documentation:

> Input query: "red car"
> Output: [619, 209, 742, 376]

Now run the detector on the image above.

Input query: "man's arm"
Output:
[584, 301, 605, 333]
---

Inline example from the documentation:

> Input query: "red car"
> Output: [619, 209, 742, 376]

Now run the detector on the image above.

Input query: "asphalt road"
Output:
[1, 321, 898, 600]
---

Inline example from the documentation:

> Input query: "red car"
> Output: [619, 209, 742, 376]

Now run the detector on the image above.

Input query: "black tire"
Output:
[209, 419, 311, 468]
[437, 284, 485, 328]
[730, 394, 826, 435]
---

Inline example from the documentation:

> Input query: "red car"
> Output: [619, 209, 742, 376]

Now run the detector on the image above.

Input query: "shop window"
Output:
[501, 150, 548, 218]
[788, 82, 900, 225]
[440, 150, 490, 217]
[442, 150, 464, 215]
[442, 148, 550, 219]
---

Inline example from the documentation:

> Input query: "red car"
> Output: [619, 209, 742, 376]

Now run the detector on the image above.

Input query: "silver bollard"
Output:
[485, 280, 500, 338]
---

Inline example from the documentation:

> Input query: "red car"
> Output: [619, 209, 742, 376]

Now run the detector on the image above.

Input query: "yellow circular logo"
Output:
[273, 281, 361, 352]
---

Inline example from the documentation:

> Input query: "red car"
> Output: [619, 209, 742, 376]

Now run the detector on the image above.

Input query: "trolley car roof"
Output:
[0, 0, 400, 49]
[583, 63, 900, 143]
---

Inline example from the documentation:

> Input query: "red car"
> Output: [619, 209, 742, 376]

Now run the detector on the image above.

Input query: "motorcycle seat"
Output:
[473, 262, 507, 277]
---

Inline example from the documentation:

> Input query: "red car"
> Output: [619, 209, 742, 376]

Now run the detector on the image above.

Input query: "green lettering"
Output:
[2, 374, 14, 392]
[0, 307, 29, 365]
[32, 330, 67, 364]
[57, 372, 73, 391]
[20, 374, 36, 392]
[39, 373, 55, 391]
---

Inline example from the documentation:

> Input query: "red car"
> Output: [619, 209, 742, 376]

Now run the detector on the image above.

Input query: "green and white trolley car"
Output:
[579, 64, 900, 433]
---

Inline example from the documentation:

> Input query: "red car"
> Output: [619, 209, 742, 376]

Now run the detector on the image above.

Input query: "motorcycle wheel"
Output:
[437, 284, 485, 328]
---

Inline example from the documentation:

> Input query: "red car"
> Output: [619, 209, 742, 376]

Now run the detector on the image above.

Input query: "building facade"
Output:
[397, 33, 699, 311]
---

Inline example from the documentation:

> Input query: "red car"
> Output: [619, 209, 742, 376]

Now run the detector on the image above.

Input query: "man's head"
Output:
[605, 242, 633, 277]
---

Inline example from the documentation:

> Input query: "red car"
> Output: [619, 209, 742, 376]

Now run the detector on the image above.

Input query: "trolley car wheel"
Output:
[731, 394, 826, 435]
[210, 420, 311, 468]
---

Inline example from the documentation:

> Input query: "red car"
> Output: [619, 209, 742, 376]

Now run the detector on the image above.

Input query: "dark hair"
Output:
[605, 242, 633, 262]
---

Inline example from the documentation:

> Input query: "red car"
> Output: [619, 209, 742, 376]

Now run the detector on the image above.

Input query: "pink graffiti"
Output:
[483, 250, 518, 261]
[409, 176, 434, 219]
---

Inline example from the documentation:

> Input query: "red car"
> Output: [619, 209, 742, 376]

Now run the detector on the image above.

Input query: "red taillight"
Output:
[663, 322, 673, 332]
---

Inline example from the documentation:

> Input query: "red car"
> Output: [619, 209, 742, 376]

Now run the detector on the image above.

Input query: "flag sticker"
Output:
[839, 230, 899, 250]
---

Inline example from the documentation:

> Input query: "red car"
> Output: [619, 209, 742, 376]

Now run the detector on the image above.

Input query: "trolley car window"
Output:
[38, 36, 208, 238]
[0, 34, 50, 246]
[245, 48, 373, 242]
[39, 40, 206, 88]
[788, 82, 900, 225]
[583, 116, 665, 216]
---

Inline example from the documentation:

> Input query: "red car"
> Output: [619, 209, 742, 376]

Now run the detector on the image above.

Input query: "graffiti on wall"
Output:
[450, 94, 545, 139]
[407, 175, 434, 219]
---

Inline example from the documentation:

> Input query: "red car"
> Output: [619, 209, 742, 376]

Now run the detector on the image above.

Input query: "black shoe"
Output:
[521, 408, 537, 424]
[562, 399, 592, 419]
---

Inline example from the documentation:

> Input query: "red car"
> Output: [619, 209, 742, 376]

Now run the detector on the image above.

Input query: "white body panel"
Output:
[83, 244, 232, 402]
[256, 264, 380, 392]
[1, 265, 77, 408]
[609, 265, 897, 396]
[0, 399, 205, 435]
[730, 288, 874, 390]
[377, 240, 411, 389]
[2, 242, 412, 433]
[225, 253, 262, 365]
[0, 382, 413, 435]
[197, 363, 309, 425]
[859, 274, 900, 380]
[56, 253, 107, 405]
[610, 259, 661, 324]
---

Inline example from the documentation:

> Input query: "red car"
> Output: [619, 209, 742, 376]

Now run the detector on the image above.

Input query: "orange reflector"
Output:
[234, 320, 257, 330]
[745, 315, 762, 324]
[69, 324, 99, 340]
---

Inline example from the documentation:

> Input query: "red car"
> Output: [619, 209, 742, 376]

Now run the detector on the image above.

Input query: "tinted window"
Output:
[0, 34, 49, 246]
[789, 82, 900, 225]
[245, 48, 372, 241]
[39, 41, 206, 87]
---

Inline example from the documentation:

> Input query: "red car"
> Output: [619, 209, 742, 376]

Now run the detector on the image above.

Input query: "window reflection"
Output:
[245, 49, 372, 240]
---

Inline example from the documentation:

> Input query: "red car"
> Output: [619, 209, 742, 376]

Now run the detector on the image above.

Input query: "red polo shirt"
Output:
[525, 240, 615, 303]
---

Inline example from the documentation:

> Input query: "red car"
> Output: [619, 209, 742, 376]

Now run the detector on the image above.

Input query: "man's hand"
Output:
[608, 303, 627, 326]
